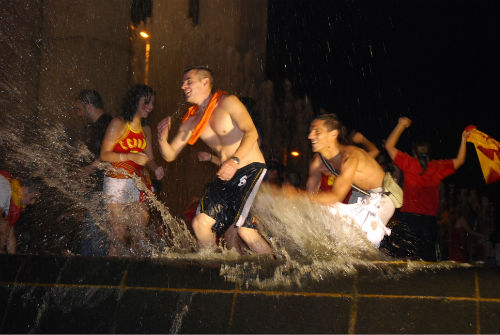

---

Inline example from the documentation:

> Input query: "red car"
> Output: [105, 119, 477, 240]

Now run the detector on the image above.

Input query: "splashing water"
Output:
[1, 115, 467, 288]
[1, 112, 196, 257]
[220, 184, 468, 288]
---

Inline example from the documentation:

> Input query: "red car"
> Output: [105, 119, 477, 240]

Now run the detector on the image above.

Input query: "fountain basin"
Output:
[0, 254, 498, 333]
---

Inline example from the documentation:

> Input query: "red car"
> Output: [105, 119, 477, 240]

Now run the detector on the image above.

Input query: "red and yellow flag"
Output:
[465, 125, 500, 184]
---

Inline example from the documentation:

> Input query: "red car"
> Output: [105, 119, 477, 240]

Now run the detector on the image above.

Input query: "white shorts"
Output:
[329, 191, 395, 248]
[103, 177, 140, 204]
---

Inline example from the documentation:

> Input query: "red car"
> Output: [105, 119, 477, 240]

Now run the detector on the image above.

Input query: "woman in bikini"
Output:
[100, 84, 164, 256]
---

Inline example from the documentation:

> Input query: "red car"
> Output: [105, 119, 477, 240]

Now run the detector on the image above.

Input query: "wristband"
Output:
[230, 156, 240, 165]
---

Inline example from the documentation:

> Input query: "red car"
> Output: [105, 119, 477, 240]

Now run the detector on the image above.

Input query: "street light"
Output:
[138, 30, 150, 84]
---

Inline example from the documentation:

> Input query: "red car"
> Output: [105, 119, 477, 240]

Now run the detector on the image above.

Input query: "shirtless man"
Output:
[157, 66, 272, 255]
[308, 130, 379, 202]
[303, 113, 396, 246]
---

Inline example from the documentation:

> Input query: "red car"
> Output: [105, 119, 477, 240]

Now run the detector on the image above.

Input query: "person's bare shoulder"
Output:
[109, 117, 126, 128]
[217, 94, 243, 112]
[347, 144, 368, 158]
[340, 145, 364, 165]
[105, 117, 127, 138]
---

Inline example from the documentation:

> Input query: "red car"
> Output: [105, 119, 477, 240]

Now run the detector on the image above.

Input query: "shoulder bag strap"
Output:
[319, 154, 370, 196]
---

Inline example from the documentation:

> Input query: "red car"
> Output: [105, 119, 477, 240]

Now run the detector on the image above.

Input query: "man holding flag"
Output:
[385, 117, 470, 261]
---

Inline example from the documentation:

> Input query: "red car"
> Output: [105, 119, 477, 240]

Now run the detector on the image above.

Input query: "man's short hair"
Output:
[184, 65, 214, 88]
[78, 90, 104, 109]
[313, 113, 341, 132]
[313, 113, 352, 145]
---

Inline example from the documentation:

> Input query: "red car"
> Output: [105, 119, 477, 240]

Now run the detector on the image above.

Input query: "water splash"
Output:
[220, 184, 468, 288]
[1, 115, 467, 288]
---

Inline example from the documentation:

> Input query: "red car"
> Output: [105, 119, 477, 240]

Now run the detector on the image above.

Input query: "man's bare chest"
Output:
[203, 109, 234, 138]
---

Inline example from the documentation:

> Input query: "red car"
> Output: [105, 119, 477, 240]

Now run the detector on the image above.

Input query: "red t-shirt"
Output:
[394, 151, 455, 216]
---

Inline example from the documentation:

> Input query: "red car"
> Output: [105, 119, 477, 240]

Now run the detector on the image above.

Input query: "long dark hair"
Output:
[121, 84, 155, 122]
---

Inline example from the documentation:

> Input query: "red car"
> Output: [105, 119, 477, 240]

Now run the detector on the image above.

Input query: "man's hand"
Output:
[462, 129, 471, 141]
[351, 132, 365, 145]
[157, 116, 171, 141]
[398, 117, 412, 128]
[217, 158, 238, 181]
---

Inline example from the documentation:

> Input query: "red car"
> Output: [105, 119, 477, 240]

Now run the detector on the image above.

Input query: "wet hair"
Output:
[313, 113, 352, 145]
[121, 84, 155, 122]
[183, 65, 214, 89]
[78, 90, 104, 109]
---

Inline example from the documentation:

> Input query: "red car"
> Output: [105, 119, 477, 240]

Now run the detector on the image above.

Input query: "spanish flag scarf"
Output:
[0, 170, 26, 226]
[182, 90, 227, 145]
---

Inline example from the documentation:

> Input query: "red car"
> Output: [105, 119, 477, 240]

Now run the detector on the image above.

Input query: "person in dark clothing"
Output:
[76, 89, 113, 256]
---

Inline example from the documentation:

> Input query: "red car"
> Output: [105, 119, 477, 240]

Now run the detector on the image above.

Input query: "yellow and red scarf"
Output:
[182, 90, 227, 145]
[0, 170, 26, 226]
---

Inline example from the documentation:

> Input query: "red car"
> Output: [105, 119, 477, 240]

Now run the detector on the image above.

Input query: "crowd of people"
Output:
[1, 65, 498, 265]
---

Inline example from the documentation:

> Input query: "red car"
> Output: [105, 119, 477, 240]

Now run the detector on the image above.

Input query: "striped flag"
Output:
[465, 125, 500, 184]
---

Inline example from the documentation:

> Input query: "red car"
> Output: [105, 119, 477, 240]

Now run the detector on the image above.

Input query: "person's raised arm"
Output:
[352, 132, 380, 158]
[452, 129, 470, 170]
[306, 154, 323, 193]
[143, 125, 165, 180]
[100, 118, 149, 166]
[385, 117, 411, 160]
[157, 116, 191, 162]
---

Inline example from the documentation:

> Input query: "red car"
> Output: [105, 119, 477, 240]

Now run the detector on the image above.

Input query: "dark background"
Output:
[266, 0, 499, 159]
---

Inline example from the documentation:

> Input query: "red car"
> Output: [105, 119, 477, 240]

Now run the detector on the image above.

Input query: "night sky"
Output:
[266, 0, 500, 159]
